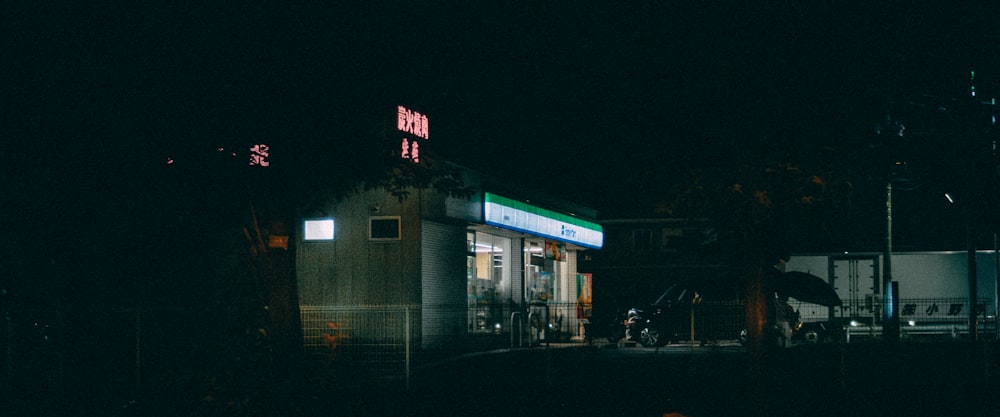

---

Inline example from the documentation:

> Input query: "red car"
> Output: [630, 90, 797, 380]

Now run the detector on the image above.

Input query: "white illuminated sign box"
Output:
[483, 193, 603, 249]
[303, 219, 335, 241]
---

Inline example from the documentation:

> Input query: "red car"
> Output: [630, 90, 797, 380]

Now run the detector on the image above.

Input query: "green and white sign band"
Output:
[483, 193, 603, 249]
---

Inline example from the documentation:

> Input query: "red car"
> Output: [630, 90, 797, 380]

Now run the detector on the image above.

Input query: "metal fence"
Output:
[5, 298, 996, 413]
[304, 298, 1000, 371]
[300, 305, 418, 367]
[297, 301, 749, 374]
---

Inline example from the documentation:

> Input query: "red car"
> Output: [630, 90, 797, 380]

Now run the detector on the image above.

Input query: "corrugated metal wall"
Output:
[420, 220, 468, 349]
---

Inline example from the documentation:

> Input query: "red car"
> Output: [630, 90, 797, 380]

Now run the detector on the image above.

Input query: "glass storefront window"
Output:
[524, 238, 584, 342]
[467, 231, 512, 333]
[525, 239, 568, 304]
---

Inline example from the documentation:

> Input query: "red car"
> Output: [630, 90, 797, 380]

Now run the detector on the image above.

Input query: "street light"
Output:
[880, 116, 907, 343]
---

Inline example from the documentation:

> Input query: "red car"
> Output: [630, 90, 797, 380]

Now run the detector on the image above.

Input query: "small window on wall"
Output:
[303, 219, 335, 241]
[369, 216, 401, 241]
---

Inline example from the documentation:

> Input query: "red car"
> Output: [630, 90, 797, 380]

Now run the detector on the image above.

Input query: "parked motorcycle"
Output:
[600, 301, 686, 347]
[624, 308, 644, 343]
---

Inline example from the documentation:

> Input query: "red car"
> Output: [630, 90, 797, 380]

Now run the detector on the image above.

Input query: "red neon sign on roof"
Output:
[397, 105, 429, 140]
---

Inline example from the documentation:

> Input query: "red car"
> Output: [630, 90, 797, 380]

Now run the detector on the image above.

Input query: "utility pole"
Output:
[880, 115, 904, 342]
[988, 88, 1000, 341]
[967, 70, 981, 342]
[884, 179, 898, 342]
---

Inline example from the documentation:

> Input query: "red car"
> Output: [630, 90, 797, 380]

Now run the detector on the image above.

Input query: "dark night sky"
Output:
[9, 4, 1000, 190]
[6, 1, 1000, 277]
[6, 8, 1000, 409]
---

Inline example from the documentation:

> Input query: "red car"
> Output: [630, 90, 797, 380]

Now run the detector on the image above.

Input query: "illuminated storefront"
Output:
[296, 184, 603, 350]
[295, 104, 602, 350]
[467, 193, 603, 343]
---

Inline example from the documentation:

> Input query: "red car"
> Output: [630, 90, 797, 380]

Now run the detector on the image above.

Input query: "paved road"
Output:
[333, 342, 999, 417]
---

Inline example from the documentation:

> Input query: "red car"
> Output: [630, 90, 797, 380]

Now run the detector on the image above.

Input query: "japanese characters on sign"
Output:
[899, 301, 986, 319]
[400, 138, 419, 163]
[397, 105, 428, 163]
[249, 143, 270, 167]
[397, 105, 429, 139]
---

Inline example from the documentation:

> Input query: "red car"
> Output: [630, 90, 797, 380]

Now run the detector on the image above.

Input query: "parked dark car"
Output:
[629, 284, 702, 347]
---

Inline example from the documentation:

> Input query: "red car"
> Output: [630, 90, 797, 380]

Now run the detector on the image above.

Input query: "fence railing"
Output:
[297, 301, 751, 377]
[827, 298, 998, 342]
[3, 298, 997, 413]
[299, 299, 1000, 374]
[300, 305, 418, 362]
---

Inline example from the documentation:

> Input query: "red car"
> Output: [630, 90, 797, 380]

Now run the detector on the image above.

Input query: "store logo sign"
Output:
[483, 193, 603, 249]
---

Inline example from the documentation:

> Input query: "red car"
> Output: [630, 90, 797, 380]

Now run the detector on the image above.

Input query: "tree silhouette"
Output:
[652, 137, 860, 414]
[148, 117, 473, 414]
